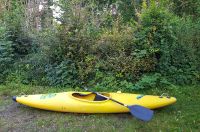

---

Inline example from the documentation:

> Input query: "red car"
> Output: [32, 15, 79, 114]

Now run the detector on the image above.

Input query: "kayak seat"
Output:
[72, 93, 108, 101]
[94, 94, 107, 101]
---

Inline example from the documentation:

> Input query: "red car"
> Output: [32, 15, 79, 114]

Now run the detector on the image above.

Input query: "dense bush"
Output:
[1, 1, 32, 57]
[93, 25, 156, 81]
[0, 25, 14, 83]
[0, 0, 199, 90]
[173, 0, 200, 19]
[137, 2, 200, 85]
[173, 18, 200, 84]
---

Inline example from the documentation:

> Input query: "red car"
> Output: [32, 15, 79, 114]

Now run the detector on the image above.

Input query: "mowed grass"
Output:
[0, 83, 200, 131]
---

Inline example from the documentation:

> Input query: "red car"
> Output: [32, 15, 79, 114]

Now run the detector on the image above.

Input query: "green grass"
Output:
[0, 83, 200, 131]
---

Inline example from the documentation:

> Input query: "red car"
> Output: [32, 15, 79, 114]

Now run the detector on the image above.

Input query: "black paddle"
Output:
[84, 87, 154, 121]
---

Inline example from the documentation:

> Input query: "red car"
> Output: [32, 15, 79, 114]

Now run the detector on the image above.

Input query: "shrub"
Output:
[1, 0, 200, 89]
[172, 0, 200, 19]
[93, 24, 156, 81]
[135, 2, 200, 85]
[0, 25, 14, 83]
[172, 17, 200, 84]
[1, 1, 31, 58]
[89, 70, 135, 92]
[132, 73, 172, 90]
[45, 60, 78, 87]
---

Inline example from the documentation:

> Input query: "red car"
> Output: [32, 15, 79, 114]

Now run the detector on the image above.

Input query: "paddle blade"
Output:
[128, 105, 154, 121]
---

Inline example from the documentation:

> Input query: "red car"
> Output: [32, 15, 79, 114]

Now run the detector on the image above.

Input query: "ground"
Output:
[0, 84, 200, 131]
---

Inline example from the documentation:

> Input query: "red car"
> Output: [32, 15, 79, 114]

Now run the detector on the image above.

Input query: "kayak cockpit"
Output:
[72, 93, 110, 101]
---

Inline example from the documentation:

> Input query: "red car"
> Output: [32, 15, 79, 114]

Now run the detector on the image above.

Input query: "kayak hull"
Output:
[13, 92, 176, 113]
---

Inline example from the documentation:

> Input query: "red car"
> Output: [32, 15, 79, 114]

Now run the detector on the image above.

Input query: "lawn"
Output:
[0, 84, 199, 131]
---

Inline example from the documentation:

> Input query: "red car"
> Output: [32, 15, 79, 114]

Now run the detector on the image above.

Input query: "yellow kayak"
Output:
[12, 92, 176, 113]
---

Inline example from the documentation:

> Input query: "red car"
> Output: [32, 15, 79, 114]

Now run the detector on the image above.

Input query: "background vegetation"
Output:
[0, 0, 200, 91]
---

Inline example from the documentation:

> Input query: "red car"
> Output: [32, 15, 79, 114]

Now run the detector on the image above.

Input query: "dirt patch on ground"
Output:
[0, 97, 40, 131]
[0, 96, 72, 132]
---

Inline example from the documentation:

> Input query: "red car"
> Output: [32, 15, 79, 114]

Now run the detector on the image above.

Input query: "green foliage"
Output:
[0, 0, 199, 90]
[93, 25, 156, 81]
[0, 25, 14, 83]
[132, 73, 172, 90]
[45, 60, 78, 87]
[1, 1, 32, 57]
[22, 53, 49, 85]
[0, 1, 36, 84]
[173, 0, 200, 19]
[140, 3, 178, 71]
[171, 17, 200, 84]
[136, 3, 200, 85]
[89, 71, 135, 91]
